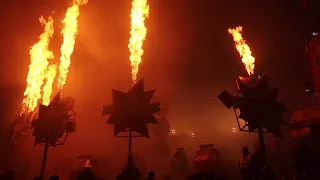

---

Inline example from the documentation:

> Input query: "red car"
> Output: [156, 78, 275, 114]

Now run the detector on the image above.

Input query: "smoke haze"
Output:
[1, 0, 320, 179]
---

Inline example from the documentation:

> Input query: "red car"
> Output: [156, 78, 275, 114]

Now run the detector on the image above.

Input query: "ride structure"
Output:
[218, 74, 286, 167]
[102, 78, 160, 169]
[31, 90, 76, 178]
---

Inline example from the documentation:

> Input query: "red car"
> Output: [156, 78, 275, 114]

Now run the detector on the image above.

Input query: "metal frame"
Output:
[116, 129, 144, 138]
[35, 109, 77, 147]
[231, 92, 269, 133]
[37, 133, 70, 147]
[114, 129, 144, 170]
[233, 107, 269, 133]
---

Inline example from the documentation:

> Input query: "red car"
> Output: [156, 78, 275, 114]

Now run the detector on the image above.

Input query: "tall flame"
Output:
[57, 0, 88, 89]
[22, 16, 54, 112]
[42, 64, 57, 105]
[228, 26, 255, 75]
[128, 0, 149, 83]
[21, 0, 88, 114]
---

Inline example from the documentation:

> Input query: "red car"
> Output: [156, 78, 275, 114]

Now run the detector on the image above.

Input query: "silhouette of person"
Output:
[194, 173, 202, 180]
[116, 173, 123, 180]
[6, 170, 15, 180]
[251, 144, 263, 180]
[132, 153, 147, 178]
[294, 140, 310, 180]
[77, 167, 96, 180]
[187, 174, 194, 180]
[33, 177, 43, 180]
[146, 171, 155, 180]
[121, 156, 140, 180]
[0, 166, 6, 180]
[122, 167, 140, 180]
[239, 146, 253, 180]
[48, 175, 59, 180]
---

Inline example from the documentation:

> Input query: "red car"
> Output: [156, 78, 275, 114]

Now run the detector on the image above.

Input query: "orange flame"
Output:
[128, 0, 149, 83]
[22, 16, 54, 112]
[228, 26, 255, 75]
[21, 0, 87, 114]
[42, 64, 57, 105]
[57, 0, 88, 89]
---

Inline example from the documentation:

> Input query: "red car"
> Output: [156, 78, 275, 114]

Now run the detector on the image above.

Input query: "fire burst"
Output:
[42, 64, 57, 105]
[22, 0, 87, 113]
[228, 26, 255, 76]
[58, 0, 88, 89]
[22, 16, 54, 112]
[128, 0, 149, 83]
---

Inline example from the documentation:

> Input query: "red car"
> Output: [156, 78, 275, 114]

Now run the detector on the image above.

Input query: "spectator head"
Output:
[83, 167, 91, 173]
[7, 170, 15, 179]
[242, 146, 249, 154]
[147, 171, 155, 180]
[188, 174, 194, 180]
[48, 175, 59, 180]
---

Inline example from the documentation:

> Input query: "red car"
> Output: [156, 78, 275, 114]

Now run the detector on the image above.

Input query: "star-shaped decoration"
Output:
[235, 74, 286, 139]
[102, 78, 161, 138]
[151, 114, 170, 137]
[32, 90, 72, 146]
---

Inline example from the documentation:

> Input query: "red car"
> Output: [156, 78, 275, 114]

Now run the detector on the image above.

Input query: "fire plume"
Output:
[228, 26, 255, 75]
[42, 64, 57, 105]
[128, 0, 149, 82]
[57, 0, 88, 89]
[22, 16, 54, 112]
[21, 0, 88, 114]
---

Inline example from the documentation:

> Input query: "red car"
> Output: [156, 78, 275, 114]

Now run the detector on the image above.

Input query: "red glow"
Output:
[195, 155, 209, 161]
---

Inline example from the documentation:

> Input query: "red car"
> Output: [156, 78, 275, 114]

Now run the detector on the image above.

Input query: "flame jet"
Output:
[128, 0, 149, 83]
[57, 0, 88, 89]
[42, 64, 57, 105]
[22, 16, 54, 112]
[228, 26, 255, 75]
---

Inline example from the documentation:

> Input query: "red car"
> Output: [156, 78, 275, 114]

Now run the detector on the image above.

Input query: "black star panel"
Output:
[102, 77, 161, 138]
[32, 90, 72, 146]
[235, 74, 286, 139]
[151, 115, 171, 137]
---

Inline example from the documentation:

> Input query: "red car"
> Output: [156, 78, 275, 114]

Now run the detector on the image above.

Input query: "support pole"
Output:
[275, 136, 283, 171]
[40, 141, 49, 178]
[127, 130, 132, 169]
[258, 127, 267, 166]
[275, 136, 289, 180]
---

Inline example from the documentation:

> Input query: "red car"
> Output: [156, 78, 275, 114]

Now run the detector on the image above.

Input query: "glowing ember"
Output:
[228, 26, 255, 75]
[128, 0, 149, 82]
[57, 0, 88, 89]
[22, 16, 54, 112]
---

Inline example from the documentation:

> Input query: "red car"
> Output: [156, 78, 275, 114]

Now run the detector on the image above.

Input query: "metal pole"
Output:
[258, 127, 267, 166]
[275, 136, 283, 171]
[233, 108, 242, 130]
[40, 141, 49, 178]
[275, 136, 289, 180]
[127, 130, 132, 169]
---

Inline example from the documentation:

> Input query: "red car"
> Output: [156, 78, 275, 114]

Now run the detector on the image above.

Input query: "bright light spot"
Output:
[191, 132, 196, 138]
[238, 119, 248, 127]
[312, 32, 318, 36]
[232, 128, 237, 132]
[171, 129, 176, 134]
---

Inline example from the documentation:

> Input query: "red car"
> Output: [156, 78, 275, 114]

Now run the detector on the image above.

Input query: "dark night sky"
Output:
[1, 0, 320, 175]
